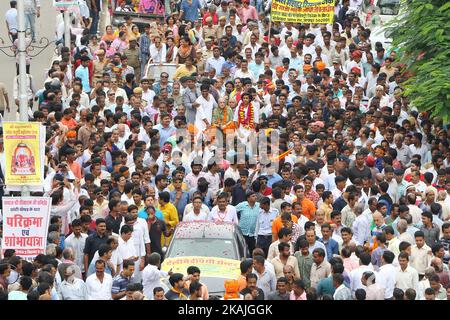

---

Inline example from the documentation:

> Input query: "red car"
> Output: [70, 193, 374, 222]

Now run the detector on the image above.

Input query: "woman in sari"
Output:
[210, 97, 235, 144]
[113, 23, 129, 42]
[139, 0, 165, 15]
[185, 21, 198, 47]
[166, 15, 179, 39]
[102, 25, 117, 42]
[212, 97, 233, 129]
[174, 18, 182, 44]
[100, 40, 116, 60]
[175, 35, 196, 65]
[165, 36, 178, 63]
[129, 24, 141, 42]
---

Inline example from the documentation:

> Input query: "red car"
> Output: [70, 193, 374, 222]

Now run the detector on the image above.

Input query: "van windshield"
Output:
[377, 0, 400, 15]
[167, 239, 237, 259]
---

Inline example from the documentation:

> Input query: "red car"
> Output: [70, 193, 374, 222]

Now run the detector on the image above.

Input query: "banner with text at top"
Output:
[53, 0, 78, 11]
[1, 197, 51, 260]
[162, 256, 241, 280]
[271, 0, 335, 24]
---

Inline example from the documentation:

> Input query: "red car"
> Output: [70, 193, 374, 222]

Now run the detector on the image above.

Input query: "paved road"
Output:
[0, 1, 57, 121]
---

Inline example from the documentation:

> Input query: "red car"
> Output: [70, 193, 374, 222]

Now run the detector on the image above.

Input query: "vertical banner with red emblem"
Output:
[3, 122, 44, 186]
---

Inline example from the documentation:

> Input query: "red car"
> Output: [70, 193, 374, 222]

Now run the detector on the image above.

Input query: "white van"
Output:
[360, 0, 408, 50]
[359, 0, 404, 27]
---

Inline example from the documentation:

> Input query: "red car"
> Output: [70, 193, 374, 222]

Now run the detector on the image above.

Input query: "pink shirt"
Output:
[111, 38, 127, 54]
[185, 172, 206, 190]
[290, 290, 306, 300]
[238, 6, 258, 25]
[343, 257, 360, 273]
[144, 105, 159, 123]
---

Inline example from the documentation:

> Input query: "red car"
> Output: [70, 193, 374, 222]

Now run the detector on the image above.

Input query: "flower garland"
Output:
[112, 65, 125, 86]
[238, 101, 255, 130]
[220, 106, 228, 126]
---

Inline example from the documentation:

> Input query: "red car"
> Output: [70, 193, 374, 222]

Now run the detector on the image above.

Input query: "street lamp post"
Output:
[17, 0, 29, 123]
[17, 0, 30, 196]
[64, 10, 71, 50]
[63, 9, 72, 77]
[0, 0, 55, 198]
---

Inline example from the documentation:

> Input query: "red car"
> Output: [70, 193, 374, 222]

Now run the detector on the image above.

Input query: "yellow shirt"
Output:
[135, 202, 145, 212]
[158, 202, 179, 246]
[173, 64, 197, 81]
[168, 183, 189, 192]
[319, 203, 333, 221]
[158, 202, 179, 228]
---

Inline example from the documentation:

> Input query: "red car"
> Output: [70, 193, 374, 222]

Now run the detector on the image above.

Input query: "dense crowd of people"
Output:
[0, 0, 449, 301]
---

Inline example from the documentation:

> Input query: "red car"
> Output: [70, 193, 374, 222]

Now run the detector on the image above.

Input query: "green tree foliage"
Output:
[389, 0, 450, 122]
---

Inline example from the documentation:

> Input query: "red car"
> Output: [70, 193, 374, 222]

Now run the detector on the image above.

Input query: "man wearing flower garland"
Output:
[233, 92, 259, 144]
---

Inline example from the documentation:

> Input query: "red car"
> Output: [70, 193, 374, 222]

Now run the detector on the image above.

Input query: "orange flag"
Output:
[270, 148, 293, 162]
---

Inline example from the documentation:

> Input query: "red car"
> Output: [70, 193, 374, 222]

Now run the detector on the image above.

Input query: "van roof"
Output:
[174, 221, 236, 240]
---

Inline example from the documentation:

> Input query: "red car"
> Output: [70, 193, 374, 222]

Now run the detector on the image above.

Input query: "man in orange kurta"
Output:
[66, 148, 83, 180]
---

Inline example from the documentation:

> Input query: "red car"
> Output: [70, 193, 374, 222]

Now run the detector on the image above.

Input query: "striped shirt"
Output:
[438, 237, 450, 264]
[139, 34, 151, 56]
[111, 274, 133, 296]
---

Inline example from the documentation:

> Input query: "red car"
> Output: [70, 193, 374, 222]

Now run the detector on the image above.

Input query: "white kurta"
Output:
[86, 273, 113, 300]
[142, 264, 169, 299]
[194, 94, 215, 132]
[119, 218, 150, 282]
[233, 101, 259, 144]
[207, 205, 239, 224]
[117, 237, 138, 262]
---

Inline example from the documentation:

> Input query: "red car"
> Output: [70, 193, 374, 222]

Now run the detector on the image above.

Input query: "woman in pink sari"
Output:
[166, 15, 179, 39]
[138, 0, 165, 15]
[99, 40, 116, 60]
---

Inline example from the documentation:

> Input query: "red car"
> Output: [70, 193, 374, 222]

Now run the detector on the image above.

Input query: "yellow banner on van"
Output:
[271, 0, 335, 24]
[162, 256, 241, 280]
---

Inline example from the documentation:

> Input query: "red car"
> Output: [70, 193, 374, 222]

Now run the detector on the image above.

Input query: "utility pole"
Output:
[0, 0, 55, 197]
[63, 8, 72, 77]
[64, 10, 71, 49]
[17, 0, 30, 196]
[17, 0, 28, 123]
